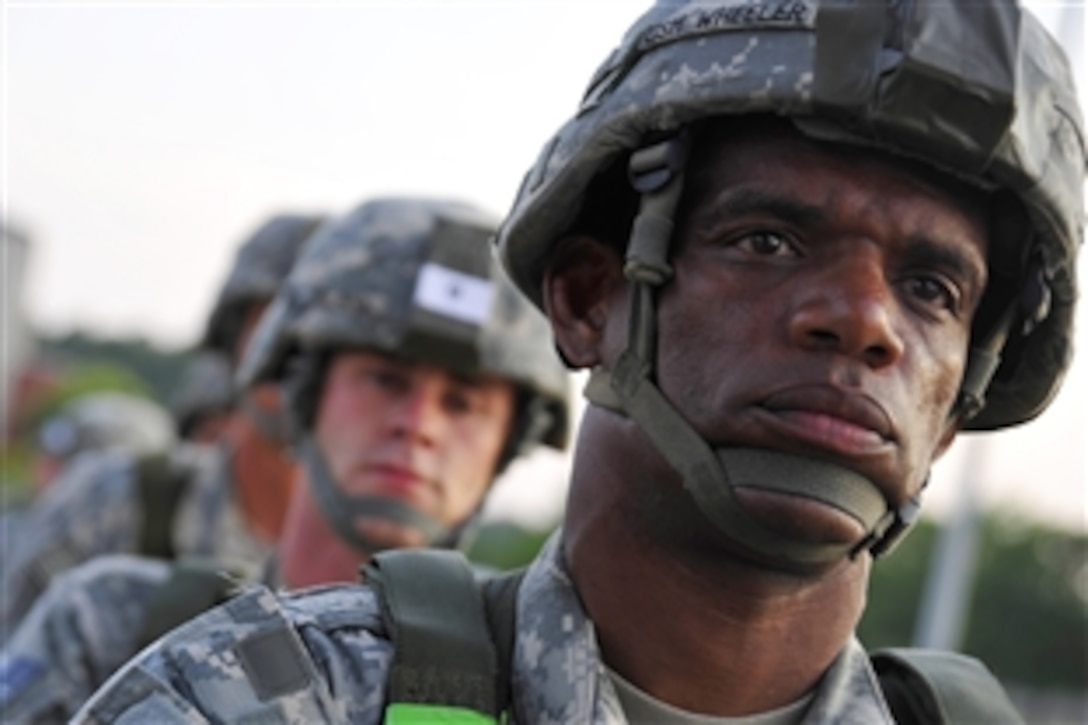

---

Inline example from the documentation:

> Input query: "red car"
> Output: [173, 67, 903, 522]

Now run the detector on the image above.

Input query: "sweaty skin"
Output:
[547, 121, 989, 716]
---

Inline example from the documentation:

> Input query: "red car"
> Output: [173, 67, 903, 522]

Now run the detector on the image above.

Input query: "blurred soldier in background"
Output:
[169, 351, 234, 447]
[75, 1, 1084, 722]
[0, 196, 570, 722]
[0, 213, 321, 641]
[0, 392, 174, 580]
[32, 392, 175, 494]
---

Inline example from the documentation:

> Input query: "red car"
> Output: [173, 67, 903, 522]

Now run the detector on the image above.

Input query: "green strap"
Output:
[385, 703, 495, 725]
[136, 558, 243, 649]
[367, 550, 500, 719]
[135, 453, 191, 560]
[871, 648, 1025, 724]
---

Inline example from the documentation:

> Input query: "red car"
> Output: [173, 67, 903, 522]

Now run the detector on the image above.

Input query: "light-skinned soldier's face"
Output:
[640, 121, 990, 545]
[312, 348, 515, 548]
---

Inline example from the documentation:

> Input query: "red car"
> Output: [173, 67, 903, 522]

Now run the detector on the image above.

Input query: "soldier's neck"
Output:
[228, 416, 296, 543]
[563, 410, 868, 717]
[277, 481, 374, 590]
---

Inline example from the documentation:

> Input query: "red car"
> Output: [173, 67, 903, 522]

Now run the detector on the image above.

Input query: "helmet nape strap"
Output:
[598, 134, 912, 566]
[298, 435, 448, 553]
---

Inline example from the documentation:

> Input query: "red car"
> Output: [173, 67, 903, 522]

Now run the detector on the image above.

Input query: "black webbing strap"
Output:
[366, 550, 501, 717]
[482, 568, 526, 719]
[135, 453, 191, 560]
[871, 648, 1025, 724]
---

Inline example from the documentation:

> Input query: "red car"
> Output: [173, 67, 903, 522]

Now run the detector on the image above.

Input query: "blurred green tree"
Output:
[860, 514, 1086, 689]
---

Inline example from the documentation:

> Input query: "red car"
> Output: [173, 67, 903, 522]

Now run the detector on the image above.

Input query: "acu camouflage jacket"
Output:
[73, 534, 899, 724]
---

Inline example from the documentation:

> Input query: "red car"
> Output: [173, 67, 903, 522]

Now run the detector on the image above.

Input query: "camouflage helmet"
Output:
[38, 392, 175, 463]
[240, 196, 571, 451]
[495, 0, 1084, 570]
[169, 351, 235, 440]
[202, 214, 324, 357]
[496, 0, 1085, 432]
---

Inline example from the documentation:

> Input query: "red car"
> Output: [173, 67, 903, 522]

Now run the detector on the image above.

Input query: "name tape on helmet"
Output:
[637, 0, 814, 53]
[413, 263, 493, 326]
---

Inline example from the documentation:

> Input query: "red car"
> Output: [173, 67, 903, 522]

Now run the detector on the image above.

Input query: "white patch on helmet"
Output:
[413, 262, 493, 326]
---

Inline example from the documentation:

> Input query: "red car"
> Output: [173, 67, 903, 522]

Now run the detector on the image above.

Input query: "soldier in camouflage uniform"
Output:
[75, 1, 1084, 722]
[0, 393, 175, 585]
[0, 214, 320, 642]
[0, 196, 570, 723]
[236, 196, 569, 591]
[31, 392, 176, 494]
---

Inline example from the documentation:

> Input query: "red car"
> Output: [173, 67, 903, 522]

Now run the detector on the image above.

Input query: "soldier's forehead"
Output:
[687, 116, 992, 215]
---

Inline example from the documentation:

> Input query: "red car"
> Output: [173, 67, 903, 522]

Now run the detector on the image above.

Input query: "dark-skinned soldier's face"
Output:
[643, 120, 991, 547]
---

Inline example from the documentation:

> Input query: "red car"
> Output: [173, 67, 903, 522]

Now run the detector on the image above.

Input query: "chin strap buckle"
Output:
[854, 496, 922, 559]
[623, 134, 689, 288]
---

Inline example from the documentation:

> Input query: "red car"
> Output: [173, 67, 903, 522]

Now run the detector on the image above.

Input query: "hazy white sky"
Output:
[4, 1, 1086, 531]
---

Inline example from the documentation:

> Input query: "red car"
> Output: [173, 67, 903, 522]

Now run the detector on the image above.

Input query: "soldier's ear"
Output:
[543, 235, 626, 369]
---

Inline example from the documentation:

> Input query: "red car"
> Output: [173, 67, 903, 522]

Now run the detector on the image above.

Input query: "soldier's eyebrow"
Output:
[904, 233, 988, 293]
[448, 370, 493, 389]
[696, 187, 827, 230]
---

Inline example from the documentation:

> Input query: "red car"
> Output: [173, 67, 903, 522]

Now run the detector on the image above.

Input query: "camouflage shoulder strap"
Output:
[136, 557, 244, 650]
[134, 452, 192, 560]
[870, 648, 1024, 724]
[364, 549, 525, 725]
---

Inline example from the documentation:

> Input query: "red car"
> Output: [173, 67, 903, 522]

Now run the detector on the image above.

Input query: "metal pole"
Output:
[912, 435, 991, 650]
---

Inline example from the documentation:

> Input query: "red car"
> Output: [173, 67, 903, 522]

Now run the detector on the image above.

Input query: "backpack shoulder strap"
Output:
[366, 549, 501, 723]
[481, 567, 526, 718]
[136, 557, 244, 649]
[365, 549, 525, 725]
[870, 648, 1024, 724]
[134, 453, 192, 559]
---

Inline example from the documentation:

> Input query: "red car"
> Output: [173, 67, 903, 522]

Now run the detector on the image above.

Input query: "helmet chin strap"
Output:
[239, 395, 291, 447]
[592, 134, 920, 570]
[297, 435, 452, 554]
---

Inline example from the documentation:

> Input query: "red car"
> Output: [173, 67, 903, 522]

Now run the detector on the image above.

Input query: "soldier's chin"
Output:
[354, 518, 428, 550]
[733, 488, 867, 549]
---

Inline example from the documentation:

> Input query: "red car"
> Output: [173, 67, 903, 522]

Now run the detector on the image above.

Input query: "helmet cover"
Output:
[497, 0, 1086, 430]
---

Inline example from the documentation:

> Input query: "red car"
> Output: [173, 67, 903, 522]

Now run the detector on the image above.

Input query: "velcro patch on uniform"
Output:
[235, 626, 313, 702]
[0, 656, 45, 705]
[636, 0, 815, 53]
[413, 263, 493, 326]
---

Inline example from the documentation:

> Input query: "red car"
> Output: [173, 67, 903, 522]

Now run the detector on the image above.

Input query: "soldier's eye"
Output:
[734, 231, 797, 257]
[905, 274, 959, 314]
